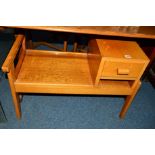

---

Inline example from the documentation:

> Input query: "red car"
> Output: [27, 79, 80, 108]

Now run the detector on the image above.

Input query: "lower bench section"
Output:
[15, 50, 132, 95]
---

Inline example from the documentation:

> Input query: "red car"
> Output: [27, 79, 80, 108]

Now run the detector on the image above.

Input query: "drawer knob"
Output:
[117, 69, 130, 75]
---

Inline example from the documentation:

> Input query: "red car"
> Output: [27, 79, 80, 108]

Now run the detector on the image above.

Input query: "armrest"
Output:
[1, 35, 24, 73]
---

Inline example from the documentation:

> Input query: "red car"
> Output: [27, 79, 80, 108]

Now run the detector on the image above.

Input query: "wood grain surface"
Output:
[6, 26, 155, 39]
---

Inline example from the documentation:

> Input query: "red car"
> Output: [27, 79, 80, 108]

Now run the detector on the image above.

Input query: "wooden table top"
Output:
[8, 26, 155, 39]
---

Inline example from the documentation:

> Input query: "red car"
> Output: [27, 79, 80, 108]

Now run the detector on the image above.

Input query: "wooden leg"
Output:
[64, 41, 67, 51]
[8, 70, 21, 119]
[28, 40, 33, 49]
[119, 81, 141, 119]
[26, 31, 33, 49]
[73, 42, 78, 52]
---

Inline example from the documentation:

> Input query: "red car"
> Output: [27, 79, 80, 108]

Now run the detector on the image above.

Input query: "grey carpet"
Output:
[0, 102, 7, 123]
[0, 75, 155, 128]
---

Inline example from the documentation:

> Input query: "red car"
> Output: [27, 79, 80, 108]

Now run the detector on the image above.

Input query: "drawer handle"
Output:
[117, 69, 130, 75]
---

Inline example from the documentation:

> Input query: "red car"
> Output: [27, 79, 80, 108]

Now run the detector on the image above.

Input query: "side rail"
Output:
[2, 35, 25, 78]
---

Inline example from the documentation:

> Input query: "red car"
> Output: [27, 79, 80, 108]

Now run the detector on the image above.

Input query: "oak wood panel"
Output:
[87, 39, 102, 85]
[15, 80, 131, 95]
[96, 39, 149, 60]
[101, 60, 145, 80]
[26, 49, 88, 58]
[8, 26, 155, 39]
[16, 51, 92, 86]
[2, 35, 24, 72]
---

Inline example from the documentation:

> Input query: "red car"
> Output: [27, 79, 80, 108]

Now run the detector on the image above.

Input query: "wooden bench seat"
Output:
[1, 35, 149, 119]
[15, 49, 131, 95]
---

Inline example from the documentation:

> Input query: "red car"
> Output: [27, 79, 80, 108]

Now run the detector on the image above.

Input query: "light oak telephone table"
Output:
[1, 26, 150, 119]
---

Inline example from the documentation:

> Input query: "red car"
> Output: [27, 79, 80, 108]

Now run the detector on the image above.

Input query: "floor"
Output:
[0, 101, 7, 122]
[0, 31, 155, 128]
[0, 75, 155, 128]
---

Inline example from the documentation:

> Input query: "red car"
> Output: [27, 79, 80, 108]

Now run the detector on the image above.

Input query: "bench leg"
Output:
[8, 71, 21, 119]
[119, 81, 141, 119]
[10, 91, 21, 119]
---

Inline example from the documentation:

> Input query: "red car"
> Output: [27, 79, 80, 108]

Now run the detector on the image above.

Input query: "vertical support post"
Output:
[119, 81, 141, 119]
[64, 41, 67, 51]
[73, 42, 78, 52]
[26, 31, 33, 49]
[8, 65, 21, 119]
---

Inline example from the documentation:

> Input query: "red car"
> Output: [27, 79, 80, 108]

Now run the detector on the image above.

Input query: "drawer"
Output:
[101, 60, 145, 80]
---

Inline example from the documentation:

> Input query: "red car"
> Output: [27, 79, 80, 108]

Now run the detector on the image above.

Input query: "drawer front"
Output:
[101, 61, 145, 80]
